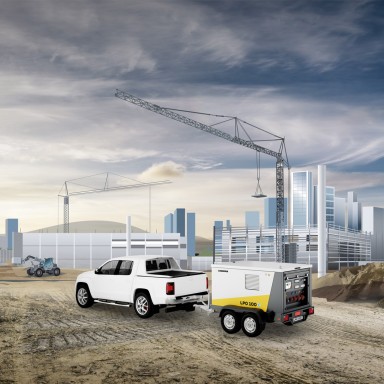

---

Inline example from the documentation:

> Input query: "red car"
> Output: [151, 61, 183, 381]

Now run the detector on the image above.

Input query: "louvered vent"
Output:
[245, 274, 260, 291]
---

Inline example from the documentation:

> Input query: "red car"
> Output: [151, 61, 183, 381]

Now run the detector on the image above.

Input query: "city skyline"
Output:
[1, 1, 383, 237]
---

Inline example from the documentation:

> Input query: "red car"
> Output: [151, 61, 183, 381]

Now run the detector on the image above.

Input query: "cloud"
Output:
[139, 161, 186, 181]
[1, 0, 383, 236]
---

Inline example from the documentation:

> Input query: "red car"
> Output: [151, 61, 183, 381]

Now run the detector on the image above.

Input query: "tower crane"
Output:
[115, 90, 290, 262]
[58, 172, 171, 233]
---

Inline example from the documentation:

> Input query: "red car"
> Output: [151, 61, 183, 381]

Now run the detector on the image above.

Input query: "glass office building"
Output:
[264, 198, 288, 228]
[173, 208, 185, 237]
[187, 213, 196, 257]
[164, 213, 173, 233]
[314, 185, 335, 225]
[245, 211, 260, 228]
[6, 218, 18, 250]
[290, 171, 313, 227]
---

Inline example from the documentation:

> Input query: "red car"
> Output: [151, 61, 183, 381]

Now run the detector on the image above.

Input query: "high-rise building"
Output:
[6, 218, 18, 250]
[290, 171, 313, 227]
[187, 213, 196, 257]
[164, 209, 195, 256]
[164, 213, 173, 233]
[314, 185, 335, 225]
[173, 208, 185, 237]
[245, 211, 260, 228]
[348, 191, 361, 230]
[362, 207, 384, 261]
[334, 197, 346, 228]
[264, 198, 288, 228]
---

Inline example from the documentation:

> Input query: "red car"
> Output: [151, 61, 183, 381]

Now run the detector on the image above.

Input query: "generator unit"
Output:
[211, 261, 314, 337]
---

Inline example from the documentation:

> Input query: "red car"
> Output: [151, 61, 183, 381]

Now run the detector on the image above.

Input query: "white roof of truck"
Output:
[212, 261, 311, 273]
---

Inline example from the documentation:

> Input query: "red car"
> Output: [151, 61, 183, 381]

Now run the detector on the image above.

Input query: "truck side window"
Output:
[118, 260, 133, 275]
[146, 260, 157, 272]
[158, 262, 167, 270]
[99, 260, 119, 275]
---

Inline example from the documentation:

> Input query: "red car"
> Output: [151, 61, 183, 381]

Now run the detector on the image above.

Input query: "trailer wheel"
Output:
[134, 292, 155, 319]
[53, 268, 61, 276]
[35, 268, 43, 277]
[221, 310, 241, 334]
[76, 285, 94, 308]
[241, 312, 264, 337]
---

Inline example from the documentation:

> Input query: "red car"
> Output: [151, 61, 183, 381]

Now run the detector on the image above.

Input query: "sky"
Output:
[1, 0, 384, 237]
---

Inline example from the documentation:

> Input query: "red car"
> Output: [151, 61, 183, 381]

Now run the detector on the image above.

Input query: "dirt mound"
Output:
[313, 262, 384, 305]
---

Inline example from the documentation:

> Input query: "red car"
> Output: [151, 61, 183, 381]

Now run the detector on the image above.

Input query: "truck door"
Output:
[92, 260, 120, 299]
[109, 260, 134, 302]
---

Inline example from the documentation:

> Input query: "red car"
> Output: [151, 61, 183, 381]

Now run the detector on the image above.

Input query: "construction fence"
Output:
[214, 224, 371, 271]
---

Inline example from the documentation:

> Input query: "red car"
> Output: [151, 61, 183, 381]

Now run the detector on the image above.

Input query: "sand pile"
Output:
[313, 262, 384, 306]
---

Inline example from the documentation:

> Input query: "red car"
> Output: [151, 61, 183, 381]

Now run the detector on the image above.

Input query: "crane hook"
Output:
[252, 151, 267, 198]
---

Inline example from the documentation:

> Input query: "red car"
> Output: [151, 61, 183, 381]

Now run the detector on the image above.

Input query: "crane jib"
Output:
[115, 89, 289, 262]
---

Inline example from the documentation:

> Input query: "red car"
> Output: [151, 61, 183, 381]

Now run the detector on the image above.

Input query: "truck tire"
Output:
[35, 268, 43, 277]
[221, 310, 241, 334]
[27, 268, 34, 276]
[134, 292, 155, 319]
[241, 312, 264, 337]
[76, 285, 94, 308]
[53, 268, 61, 276]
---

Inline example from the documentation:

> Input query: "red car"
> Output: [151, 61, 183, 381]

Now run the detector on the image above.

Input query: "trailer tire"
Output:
[221, 310, 241, 334]
[76, 284, 94, 308]
[35, 268, 43, 277]
[53, 268, 61, 276]
[134, 292, 155, 319]
[241, 312, 264, 337]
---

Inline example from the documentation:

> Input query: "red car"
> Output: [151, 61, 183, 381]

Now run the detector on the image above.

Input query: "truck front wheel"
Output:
[221, 310, 241, 334]
[241, 312, 264, 337]
[76, 285, 94, 308]
[134, 292, 155, 319]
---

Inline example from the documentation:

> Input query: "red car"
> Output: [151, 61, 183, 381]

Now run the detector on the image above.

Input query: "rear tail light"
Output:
[308, 307, 315, 315]
[166, 282, 174, 295]
[283, 314, 290, 322]
[206, 277, 209, 290]
[294, 310, 301, 317]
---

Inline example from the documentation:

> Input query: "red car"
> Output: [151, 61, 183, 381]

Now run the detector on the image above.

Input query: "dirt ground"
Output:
[1, 265, 384, 384]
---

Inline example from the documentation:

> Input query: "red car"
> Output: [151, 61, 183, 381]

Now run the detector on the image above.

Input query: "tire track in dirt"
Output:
[21, 310, 205, 353]
[306, 314, 384, 347]
[184, 328, 314, 384]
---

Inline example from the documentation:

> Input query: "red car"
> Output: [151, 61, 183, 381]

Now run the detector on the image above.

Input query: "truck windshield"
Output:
[146, 258, 180, 272]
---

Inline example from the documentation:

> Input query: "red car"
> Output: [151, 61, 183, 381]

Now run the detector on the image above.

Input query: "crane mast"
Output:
[115, 89, 289, 262]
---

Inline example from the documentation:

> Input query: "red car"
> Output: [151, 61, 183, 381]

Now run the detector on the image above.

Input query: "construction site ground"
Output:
[0, 265, 383, 384]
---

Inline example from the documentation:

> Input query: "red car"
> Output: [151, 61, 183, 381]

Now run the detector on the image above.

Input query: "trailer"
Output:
[211, 261, 314, 337]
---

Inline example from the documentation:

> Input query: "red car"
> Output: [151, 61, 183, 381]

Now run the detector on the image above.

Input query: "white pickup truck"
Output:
[75, 255, 208, 318]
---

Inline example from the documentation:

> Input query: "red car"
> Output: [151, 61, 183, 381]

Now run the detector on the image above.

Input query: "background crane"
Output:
[58, 172, 171, 233]
[115, 90, 290, 262]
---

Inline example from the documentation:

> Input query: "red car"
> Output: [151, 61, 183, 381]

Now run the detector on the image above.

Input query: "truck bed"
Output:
[149, 270, 204, 278]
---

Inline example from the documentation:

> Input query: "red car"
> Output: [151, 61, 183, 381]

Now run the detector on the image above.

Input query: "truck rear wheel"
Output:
[53, 268, 61, 276]
[134, 292, 155, 319]
[221, 310, 241, 334]
[241, 312, 264, 337]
